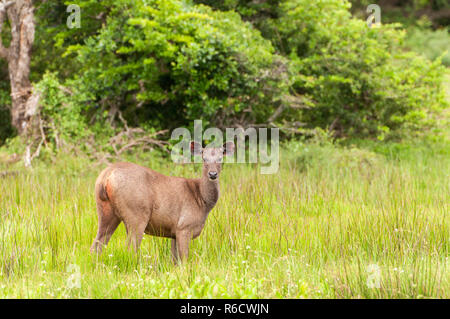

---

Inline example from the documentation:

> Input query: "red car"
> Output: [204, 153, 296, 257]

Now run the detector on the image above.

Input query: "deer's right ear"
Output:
[223, 141, 235, 156]
[190, 141, 203, 155]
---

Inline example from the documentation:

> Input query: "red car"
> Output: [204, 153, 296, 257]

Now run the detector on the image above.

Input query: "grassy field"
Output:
[0, 71, 448, 299]
[0, 136, 448, 298]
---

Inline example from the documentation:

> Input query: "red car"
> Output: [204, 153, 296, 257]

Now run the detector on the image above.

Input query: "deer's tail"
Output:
[96, 170, 111, 202]
[98, 182, 109, 202]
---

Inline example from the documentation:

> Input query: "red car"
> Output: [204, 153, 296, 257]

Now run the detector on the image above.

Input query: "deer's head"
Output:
[190, 141, 235, 181]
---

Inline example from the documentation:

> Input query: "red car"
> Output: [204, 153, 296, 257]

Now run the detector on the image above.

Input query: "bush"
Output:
[34, 72, 91, 147]
[63, 0, 289, 131]
[3, 0, 446, 148]
[199, 0, 449, 139]
[274, 0, 448, 139]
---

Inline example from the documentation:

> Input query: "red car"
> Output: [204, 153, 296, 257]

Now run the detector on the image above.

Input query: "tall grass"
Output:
[0, 138, 448, 298]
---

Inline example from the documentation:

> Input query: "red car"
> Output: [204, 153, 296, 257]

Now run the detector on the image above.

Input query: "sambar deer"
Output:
[90, 141, 234, 263]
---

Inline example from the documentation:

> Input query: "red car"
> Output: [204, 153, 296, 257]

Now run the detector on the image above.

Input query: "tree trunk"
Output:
[0, 0, 36, 135]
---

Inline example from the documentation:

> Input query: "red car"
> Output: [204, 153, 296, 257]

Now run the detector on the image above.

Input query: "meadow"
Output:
[0, 136, 448, 298]
[0, 72, 448, 299]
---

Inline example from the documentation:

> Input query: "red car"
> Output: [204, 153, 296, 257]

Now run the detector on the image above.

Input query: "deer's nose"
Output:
[208, 171, 218, 180]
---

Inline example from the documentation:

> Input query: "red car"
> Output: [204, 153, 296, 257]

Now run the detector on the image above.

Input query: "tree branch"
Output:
[0, 1, 15, 11]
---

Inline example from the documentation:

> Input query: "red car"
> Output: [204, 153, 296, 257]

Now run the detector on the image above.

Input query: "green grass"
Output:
[0, 70, 448, 299]
[0, 137, 448, 298]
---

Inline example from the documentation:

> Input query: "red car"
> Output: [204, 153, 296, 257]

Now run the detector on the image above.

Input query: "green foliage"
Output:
[2, 0, 449, 149]
[31, 2, 78, 81]
[63, 0, 288, 131]
[35, 72, 90, 146]
[273, 0, 448, 138]
[197, 0, 449, 139]
[405, 26, 450, 67]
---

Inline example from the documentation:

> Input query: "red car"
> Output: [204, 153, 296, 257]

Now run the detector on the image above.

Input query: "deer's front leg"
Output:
[171, 238, 178, 264]
[175, 230, 191, 263]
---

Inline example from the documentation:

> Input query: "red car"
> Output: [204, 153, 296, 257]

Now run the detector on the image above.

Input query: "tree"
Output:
[0, 0, 37, 135]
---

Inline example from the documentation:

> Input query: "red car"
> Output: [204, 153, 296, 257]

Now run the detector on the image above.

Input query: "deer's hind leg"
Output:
[122, 211, 149, 253]
[90, 200, 121, 254]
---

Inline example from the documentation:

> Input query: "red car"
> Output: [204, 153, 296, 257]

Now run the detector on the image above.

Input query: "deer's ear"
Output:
[223, 142, 235, 156]
[190, 141, 202, 155]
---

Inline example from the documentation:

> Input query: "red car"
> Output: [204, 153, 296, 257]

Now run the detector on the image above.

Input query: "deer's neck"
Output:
[199, 177, 220, 212]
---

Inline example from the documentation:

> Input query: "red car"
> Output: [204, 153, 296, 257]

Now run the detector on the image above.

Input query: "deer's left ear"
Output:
[190, 141, 203, 155]
[223, 142, 235, 156]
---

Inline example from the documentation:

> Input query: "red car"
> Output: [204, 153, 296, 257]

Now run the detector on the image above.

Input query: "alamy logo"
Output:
[66, 4, 81, 29]
[66, 263, 81, 289]
[366, 4, 381, 27]
[366, 264, 381, 288]
[171, 120, 279, 174]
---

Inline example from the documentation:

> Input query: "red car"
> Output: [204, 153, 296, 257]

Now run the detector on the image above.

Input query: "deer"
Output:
[90, 141, 235, 263]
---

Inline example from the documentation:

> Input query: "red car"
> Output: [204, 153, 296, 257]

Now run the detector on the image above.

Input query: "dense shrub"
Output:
[273, 0, 448, 139]
[63, 0, 289, 131]
[197, 0, 448, 139]
[34, 72, 91, 146]
[2, 0, 447, 149]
